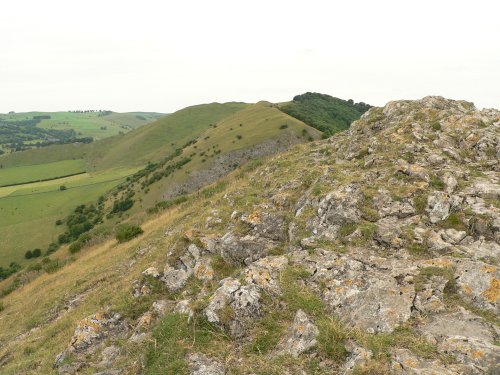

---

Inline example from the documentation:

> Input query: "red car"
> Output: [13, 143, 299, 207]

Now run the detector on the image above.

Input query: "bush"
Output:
[68, 242, 82, 254]
[279, 124, 288, 129]
[236, 135, 242, 140]
[24, 250, 33, 259]
[111, 198, 134, 213]
[55, 219, 63, 225]
[32, 248, 42, 258]
[46, 242, 59, 255]
[59, 185, 67, 191]
[116, 224, 143, 243]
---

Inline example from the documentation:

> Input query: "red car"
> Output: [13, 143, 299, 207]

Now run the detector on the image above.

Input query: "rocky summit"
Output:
[1, 96, 499, 374]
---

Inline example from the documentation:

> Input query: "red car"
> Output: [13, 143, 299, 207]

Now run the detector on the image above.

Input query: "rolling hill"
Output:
[0, 111, 163, 153]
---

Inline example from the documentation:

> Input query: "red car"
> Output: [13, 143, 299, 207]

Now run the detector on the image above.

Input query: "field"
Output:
[35, 111, 163, 139]
[0, 111, 163, 153]
[0, 159, 87, 186]
[0, 168, 138, 266]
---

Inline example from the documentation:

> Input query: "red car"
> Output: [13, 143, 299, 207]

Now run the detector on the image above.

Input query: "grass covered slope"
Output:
[279, 92, 371, 137]
[85, 102, 249, 170]
[113, 101, 322, 212]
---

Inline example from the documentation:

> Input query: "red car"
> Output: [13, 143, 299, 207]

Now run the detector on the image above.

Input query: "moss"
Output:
[440, 213, 467, 231]
[339, 223, 358, 238]
[429, 174, 445, 190]
[413, 193, 428, 215]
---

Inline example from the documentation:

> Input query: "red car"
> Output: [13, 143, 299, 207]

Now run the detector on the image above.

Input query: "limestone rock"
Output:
[455, 261, 499, 312]
[204, 278, 261, 338]
[161, 264, 193, 292]
[244, 255, 288, 293]
[278, 309, 319, 357]
[427, 193, 450, 224]
[218, 232, 274, 265]
[187, 353, 225, 375]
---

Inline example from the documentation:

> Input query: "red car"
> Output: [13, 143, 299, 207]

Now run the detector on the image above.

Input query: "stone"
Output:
[375, 216, 403, 248]
[187, 353, 224, 375]
[194, 257, 214, 281]
[141, 266, 161, 279]
[68, 312, 124, 352]
[278, 310, 319, 357]
[343, 341, 373, 374]
[204, 278, 261, 338]
[151, 299, 171, 317]
[391, 348, 459, 375]
[441, 229, 466, 244]
[161, 264, 193, 292]
[241, 210, 288, 241]
[174, 299, 194, 320]
[455, 261, 499, 312]
[244, 255, 288, 293]
[99, 345, 121, 368]
[218, 232, 273, 265]
[427, 193, 450, 224]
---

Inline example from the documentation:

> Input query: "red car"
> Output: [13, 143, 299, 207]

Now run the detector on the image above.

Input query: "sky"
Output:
[1, 0, 499, 113]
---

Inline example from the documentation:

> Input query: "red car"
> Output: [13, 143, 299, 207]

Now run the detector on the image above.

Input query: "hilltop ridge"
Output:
[0, 96, 498, 374]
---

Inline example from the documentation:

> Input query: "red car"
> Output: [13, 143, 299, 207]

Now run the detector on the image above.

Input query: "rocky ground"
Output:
[44, 97, 499, 374]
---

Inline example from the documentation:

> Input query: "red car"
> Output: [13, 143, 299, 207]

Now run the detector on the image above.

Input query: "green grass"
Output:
[0, 168, 136, 266]
[0, 159, 87, 186]
[1, 111, 163, 144]
[145, 313, 221, 375]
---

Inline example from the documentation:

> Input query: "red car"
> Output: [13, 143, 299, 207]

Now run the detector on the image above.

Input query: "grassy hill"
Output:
[279, 92, 371, 136]
[0, 111, 163, 153]
[0, 102, 249, 266]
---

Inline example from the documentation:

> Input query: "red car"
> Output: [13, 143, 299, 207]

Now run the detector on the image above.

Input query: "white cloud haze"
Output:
[1, 0, 499, 112]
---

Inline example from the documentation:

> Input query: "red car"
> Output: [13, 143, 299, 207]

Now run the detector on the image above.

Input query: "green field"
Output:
[0, 168, 137, 266]
[0, 159, 87, 186]
[0, 111, 164, 153]
[35, 111, 163, 139]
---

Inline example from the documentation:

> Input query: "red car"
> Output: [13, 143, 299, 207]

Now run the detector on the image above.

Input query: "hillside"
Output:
[0, 111, 163, 153]
[280, 92, 371, 137]
[0, 103, 248, 266]
[0, 96, 498, 374]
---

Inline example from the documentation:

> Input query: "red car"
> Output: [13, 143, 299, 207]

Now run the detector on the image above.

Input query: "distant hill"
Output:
[279, 92, 371, 136]
[0, 111, 164, 153]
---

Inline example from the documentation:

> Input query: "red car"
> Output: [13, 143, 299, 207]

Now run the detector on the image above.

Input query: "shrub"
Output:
[430, 121, 441, 131]
[111, 198, 134, 213]
[59, 185, 67, 191]
[24, 250, 33, 259]
[236, 135, 242, 140]
[55, 219, 63, 226]
[46, 242, 59, 255]
[279, 124, 288, 129]
[0, 301, 4, 312]
[68, 242, 82, 254]
[116, 224, 143, 243]
[32, 248, 42, 258]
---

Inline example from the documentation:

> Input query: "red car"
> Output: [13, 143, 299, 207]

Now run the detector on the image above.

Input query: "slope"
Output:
[0, 97, 498, 374]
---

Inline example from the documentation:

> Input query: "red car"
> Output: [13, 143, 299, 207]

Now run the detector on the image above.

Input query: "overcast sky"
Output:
[1, 0, 499, 113]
